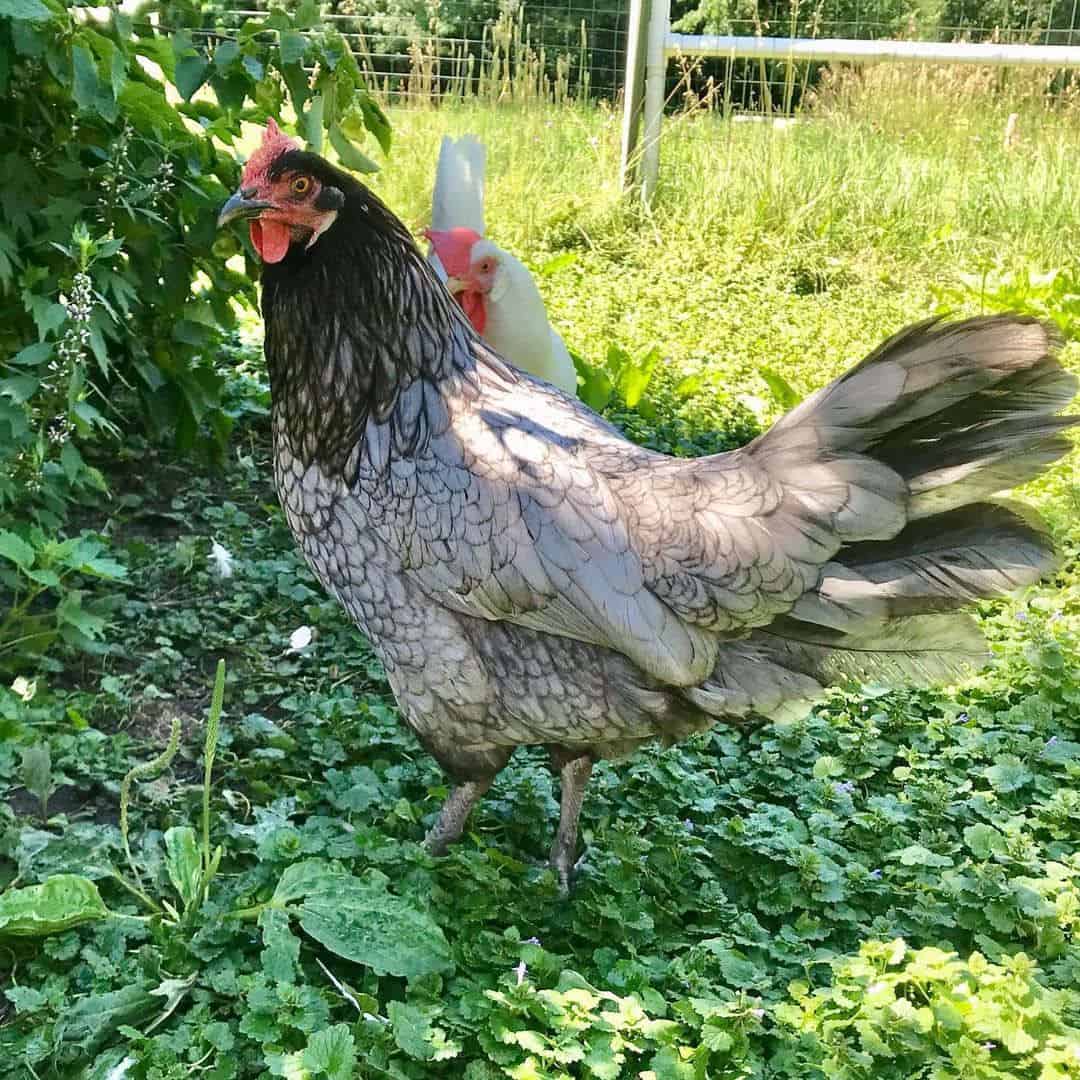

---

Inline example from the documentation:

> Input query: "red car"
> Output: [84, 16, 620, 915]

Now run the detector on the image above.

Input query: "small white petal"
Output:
[209, 541, 234, 579]
[286, 625, 314, 654]
[11, 676, 37, 702]
[106, 1058, 136, 1080]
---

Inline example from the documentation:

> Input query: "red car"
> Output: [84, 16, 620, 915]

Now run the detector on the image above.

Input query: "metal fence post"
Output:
[619, 0, 652, 191]
[640, 0, 670, 205]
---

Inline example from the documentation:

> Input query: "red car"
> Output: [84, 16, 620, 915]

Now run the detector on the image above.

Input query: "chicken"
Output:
[218, 121, 1076, 893]
[423, 135, 579, 396]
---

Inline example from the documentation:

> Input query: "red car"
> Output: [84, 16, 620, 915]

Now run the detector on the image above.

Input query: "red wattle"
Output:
[249, 219, 292, 264]
[460, 290, 487, 335]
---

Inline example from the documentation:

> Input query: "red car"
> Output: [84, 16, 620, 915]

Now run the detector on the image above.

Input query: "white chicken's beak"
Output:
[444, 275, 467, 295]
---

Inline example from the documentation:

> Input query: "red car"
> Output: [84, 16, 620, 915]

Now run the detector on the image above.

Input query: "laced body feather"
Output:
[261, 152, 1075, 780]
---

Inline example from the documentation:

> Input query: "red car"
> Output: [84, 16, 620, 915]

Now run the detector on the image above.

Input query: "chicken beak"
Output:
[217, 189, 274, 228]
[444, 275, 467, 295]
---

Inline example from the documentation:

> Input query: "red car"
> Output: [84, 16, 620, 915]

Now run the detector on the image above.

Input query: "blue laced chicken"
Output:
[217, 121, 1076, 892]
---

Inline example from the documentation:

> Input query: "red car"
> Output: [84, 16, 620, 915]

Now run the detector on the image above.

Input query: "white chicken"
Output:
[424, 135, 579, 396]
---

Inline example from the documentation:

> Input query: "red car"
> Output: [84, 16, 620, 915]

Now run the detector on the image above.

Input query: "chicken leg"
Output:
[424, 778, 492, 855]
[549, 751, 594, 895]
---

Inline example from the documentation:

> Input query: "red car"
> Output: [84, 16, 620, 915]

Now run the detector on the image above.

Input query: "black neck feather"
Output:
[259, 152, 476, 476]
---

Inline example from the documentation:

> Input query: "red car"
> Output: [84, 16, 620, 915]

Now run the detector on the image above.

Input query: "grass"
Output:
[360, 67, 1080, 399]
[4, 71, 1080, 1077]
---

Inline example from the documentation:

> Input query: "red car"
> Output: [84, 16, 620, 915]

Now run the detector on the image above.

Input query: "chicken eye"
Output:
[290, 176, 312, 196]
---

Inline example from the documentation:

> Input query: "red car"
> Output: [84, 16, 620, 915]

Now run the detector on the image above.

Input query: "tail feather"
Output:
[684, 612, 987, 724]
[791, 502, 1057, 632]
[771, 316, 1069, 449]
[430, 134, 486, 235]
[698, 314, 1075, 722]
[759, 612, 988, 688]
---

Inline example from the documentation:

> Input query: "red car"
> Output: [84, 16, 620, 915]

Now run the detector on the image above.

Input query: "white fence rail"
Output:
[621, 0, 1080, 202]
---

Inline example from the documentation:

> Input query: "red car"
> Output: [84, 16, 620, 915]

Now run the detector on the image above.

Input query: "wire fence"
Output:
[216, 1, 1080, 111]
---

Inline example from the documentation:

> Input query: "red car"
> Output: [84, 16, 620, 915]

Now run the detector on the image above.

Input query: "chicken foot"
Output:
[549, 752, 594, 896]
[423, 778, 493, 855]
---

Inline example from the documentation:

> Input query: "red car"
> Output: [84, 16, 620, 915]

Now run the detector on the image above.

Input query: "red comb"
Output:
[425, 227, 482, 277]
[240, 118, 300, 185]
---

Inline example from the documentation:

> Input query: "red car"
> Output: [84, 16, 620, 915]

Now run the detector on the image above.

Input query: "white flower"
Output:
[209, 540, 234, 579]
[286, 626, 314, 654]
[11, 676, 36, 702]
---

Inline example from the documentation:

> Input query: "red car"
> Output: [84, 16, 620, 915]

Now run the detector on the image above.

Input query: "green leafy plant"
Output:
[0, 1, 389, 524]
[573, 343, 663, 414]
[0, 528, 126, 672]
[18, 741, 53, 820]
[778, 940, 1080, 1078]
[934, 267, 1080, 340]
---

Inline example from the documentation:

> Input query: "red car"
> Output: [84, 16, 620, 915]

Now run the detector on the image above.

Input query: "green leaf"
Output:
[0, 529, 35, 569]
[0, 375, 38, 403]
[759, 365, 803, 409]
[275, 859, 452, 978]
[118, 82, 189, 138]
[328, 124, 379, 174]
[172, 32, 209, 100]
[280, 61, 309, 113]
[71, 44, 100, 111]
[5, 985, 47, 1013]
[9, 342, 52, 366]
[984, 756, 1032, 794]
[648, 1046, 696, 1079]
[618, 346, 661, 408]
[357, 95, 392, 156]
[302, 1023, 355, 1080]
[164, 826, 202, 910]
[0, 875, 108, 936]
[0, 0, 51, 21]
[573, 352, 613, 412]
[963, 823, 1005, 859]
[674, 373, 704, 398]
[60, 440, 84, 484]
[1043, 738, 1080, 763]
[133, 36, 176, 82]
[279, 29, 309, 67]
[813, 755, 844, 779]
[259, 906, 300, 983]
[892, 843, 953, 867]
[304, 94, 325, 154]
[540, 251, 578, 276]
[56, 592, 107, 639]
[56, 983, 156, 1056]
[175, 53, 209, 100]
[213, 40, 239, 69]
[389, 1001, 437, 1061]
[19, 743, 51, 809]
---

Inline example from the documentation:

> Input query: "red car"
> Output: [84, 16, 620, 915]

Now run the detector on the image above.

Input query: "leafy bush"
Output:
[0, 0, 389, 524]
[0, 1, 390, 668]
